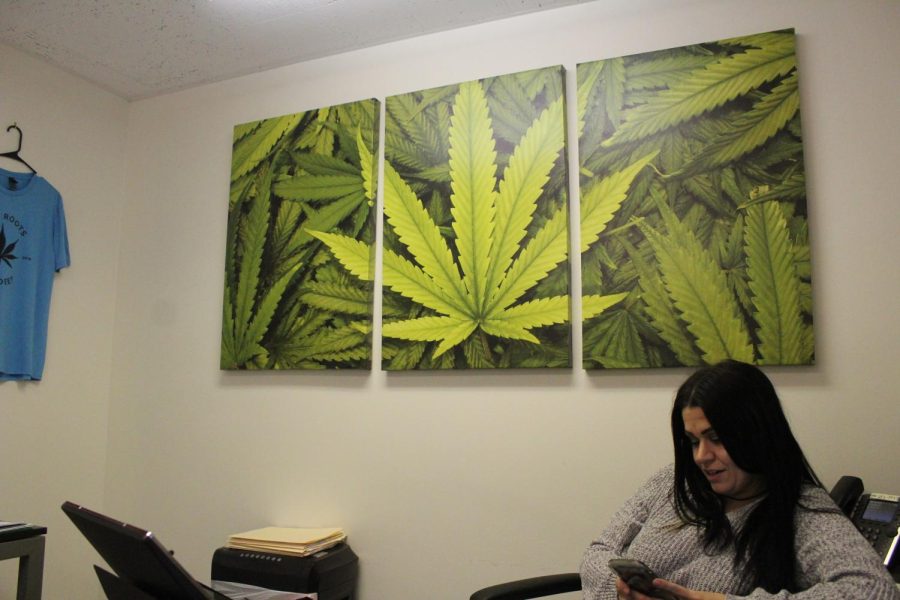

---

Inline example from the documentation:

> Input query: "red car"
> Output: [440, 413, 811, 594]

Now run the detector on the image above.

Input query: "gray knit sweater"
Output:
[581, 465, 899, 599]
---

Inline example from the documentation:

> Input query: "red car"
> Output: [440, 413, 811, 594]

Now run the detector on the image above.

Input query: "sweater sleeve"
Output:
[581, 466, 674, 600]
[728, 488, 900, 600]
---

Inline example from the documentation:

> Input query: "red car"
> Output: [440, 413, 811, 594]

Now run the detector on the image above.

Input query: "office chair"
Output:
[470, 573, 580, 600]
[469, 477, 862, 599]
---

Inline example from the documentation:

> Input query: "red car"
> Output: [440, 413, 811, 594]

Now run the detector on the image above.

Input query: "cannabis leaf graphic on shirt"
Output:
[0, 225, 18, 268]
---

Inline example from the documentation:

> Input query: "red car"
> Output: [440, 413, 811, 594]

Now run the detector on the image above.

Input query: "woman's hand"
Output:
[614, 576, 656, 599]
[614, 576, 726, 600]
[650, 577, 726, 600]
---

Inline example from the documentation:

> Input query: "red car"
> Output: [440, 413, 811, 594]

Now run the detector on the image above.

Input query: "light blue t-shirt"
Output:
[0, 167, 70, 380]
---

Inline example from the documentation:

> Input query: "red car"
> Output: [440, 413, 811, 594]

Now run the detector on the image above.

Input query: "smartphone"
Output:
[607, 558, 677, 600]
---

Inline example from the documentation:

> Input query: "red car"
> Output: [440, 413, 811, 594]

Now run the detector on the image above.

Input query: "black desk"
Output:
[0, 524, 46, 600]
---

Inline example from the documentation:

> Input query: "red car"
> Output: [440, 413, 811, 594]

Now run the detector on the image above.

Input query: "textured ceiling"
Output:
[0, 0, 595, 101]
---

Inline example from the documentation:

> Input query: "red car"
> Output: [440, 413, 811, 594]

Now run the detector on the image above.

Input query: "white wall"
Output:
[2, 0, 899, 598]
[0, 45, 128, 597]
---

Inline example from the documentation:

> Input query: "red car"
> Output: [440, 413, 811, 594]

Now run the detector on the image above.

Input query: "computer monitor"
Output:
[62, 501, 216, 600]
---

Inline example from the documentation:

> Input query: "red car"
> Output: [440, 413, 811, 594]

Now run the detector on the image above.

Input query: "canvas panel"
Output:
[221, 99, 380, 370]
[382, 66, 573, 370]
[578, 29, 814, 368]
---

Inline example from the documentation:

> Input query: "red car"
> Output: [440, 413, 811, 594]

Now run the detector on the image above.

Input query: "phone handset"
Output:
[830, 475, 864, 517]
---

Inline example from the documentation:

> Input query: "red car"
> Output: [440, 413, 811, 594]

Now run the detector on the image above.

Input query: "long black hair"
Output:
[670, 360, 822, 593]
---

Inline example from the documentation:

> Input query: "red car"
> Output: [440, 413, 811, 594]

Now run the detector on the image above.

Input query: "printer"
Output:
[211, 542, 358, 600]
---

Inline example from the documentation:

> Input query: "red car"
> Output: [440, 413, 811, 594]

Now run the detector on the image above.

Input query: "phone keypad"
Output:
[860, 525, 883, 545]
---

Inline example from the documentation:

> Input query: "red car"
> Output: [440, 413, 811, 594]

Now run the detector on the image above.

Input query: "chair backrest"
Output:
[469, 573, 580, 600]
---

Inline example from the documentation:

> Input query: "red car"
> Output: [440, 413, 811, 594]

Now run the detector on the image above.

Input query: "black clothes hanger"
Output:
[1, 124, 36, 174]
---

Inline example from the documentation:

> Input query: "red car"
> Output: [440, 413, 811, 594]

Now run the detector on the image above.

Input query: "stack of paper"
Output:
[226, 526, 346, 557]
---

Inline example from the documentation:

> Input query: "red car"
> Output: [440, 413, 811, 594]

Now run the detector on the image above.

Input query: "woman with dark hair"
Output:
[581, 360, 898, 600]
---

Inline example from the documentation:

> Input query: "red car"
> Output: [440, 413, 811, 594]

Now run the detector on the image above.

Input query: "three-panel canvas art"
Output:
[221, 29, 815, 371]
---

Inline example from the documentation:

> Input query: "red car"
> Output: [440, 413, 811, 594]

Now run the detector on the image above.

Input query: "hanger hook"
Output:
[6, 123, 24, 153]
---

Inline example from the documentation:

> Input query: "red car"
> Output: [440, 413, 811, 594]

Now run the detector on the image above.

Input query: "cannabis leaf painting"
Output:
[375, 67, 574, 369]
[221, 99, 380, 370]
[578, 28, 814, 368]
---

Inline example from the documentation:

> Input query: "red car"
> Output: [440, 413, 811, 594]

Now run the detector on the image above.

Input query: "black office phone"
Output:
[831, 476, 900, 577]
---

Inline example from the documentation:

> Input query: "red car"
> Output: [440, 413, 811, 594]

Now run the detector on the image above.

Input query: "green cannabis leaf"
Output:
[601, 31, 796, 148]
[379, 72, 575, 368]
[579, 28, 814, 368]
[221, 99, 380, 370]
[639, 199, 754, 364]
[744, 199, 808, 364]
